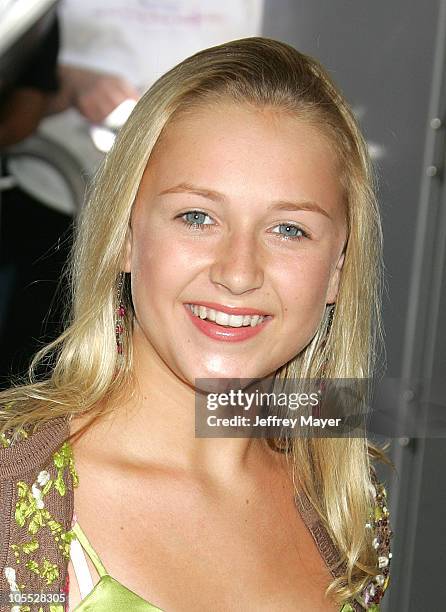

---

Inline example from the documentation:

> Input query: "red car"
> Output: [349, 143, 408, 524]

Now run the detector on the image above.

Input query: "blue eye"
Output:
[180, 210, 213, 229]
[177, 212, 310, 241]
[272, 223, 309, 241]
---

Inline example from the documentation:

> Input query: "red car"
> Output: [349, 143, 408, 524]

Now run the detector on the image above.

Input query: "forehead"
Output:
[137, 102, 345, 218]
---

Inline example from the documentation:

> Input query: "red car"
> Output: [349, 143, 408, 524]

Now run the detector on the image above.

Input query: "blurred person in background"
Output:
[0, 14, 59, 148]
[0, 12, 62, 387]
[0, 0, 264, 387]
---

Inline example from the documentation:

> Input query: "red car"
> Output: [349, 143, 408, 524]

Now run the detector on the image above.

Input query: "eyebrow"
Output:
[157, 182, 332, 220]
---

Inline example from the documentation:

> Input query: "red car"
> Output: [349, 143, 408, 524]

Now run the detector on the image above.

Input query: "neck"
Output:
[70, 331, 278, 484]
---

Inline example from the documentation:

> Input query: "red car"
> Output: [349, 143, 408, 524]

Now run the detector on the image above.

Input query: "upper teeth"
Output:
[187, 304, 266, 327]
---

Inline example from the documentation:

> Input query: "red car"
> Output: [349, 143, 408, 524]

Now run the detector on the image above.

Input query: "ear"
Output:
[326, 250, 345, 305]
[122, 225, 132, 273]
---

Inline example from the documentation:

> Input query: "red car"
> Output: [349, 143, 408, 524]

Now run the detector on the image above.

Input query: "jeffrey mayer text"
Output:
[207, 415, 342, 428]
[253, 415, 342, 428]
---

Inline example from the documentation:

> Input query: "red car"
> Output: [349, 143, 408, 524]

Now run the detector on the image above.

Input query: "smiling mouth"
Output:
[185, 304, 272, 328]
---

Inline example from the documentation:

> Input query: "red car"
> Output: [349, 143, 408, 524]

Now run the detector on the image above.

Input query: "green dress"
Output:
[68, 456, 390, 612]
[71, 519, 357, 611]
[71, 520, 162, 611]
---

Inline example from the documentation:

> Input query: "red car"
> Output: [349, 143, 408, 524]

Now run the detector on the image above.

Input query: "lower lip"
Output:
[184, 305, 272, 342]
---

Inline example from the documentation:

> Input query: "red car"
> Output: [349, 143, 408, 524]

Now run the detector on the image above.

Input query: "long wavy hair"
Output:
[0, 37, 392, 606]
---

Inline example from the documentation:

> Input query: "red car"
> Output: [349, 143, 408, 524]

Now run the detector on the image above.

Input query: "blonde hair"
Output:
[0, 37, 392, 606]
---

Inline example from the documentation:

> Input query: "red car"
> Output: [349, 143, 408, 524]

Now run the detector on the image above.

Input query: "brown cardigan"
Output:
[0, 415, 390, 611]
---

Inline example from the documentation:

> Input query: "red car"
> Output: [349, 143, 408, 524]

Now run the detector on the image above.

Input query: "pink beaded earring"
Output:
[327, 304, 335, 335]
[115, 272, 126, 355]
[316, 304, 335, 412]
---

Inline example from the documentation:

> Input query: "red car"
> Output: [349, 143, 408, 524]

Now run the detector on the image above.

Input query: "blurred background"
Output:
[1, 1, 445, 610]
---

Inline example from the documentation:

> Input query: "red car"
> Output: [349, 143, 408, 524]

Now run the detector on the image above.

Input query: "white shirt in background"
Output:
[10, 0, 264, 215]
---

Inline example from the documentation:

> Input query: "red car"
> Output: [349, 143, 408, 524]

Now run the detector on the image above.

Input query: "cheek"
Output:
[275, 254, 332, 318]
[130, 223, 204, 304]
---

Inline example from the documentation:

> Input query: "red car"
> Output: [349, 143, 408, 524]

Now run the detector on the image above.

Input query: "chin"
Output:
[180, 361, 269, 393]
[190, 376, 260, 395]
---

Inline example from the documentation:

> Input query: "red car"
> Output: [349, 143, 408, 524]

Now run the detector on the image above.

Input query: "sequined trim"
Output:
[354, 475, 393, 610]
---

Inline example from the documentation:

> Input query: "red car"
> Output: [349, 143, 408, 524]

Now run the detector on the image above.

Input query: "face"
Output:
[125, 102, 347, 386]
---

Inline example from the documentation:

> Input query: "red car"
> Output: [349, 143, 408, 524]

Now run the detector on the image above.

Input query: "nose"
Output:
[209, 228, 264, 295]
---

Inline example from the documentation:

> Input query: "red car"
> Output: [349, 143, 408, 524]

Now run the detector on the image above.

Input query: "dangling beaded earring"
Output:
[319, 304, 335, 354]
[115, 272, 126, 355]
[327, 304, 335, 335]
[317, 304, 336, 411]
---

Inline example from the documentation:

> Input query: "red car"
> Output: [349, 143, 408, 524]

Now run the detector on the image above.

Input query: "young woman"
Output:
[0, 38, 393, 611]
